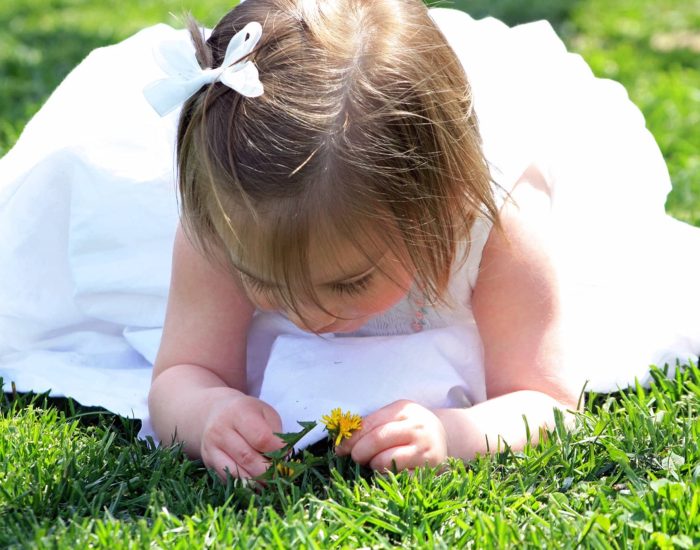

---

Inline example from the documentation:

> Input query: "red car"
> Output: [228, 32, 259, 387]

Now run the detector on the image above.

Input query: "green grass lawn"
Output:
[2, 367, 699, 548]
[1, 0, 699, 547]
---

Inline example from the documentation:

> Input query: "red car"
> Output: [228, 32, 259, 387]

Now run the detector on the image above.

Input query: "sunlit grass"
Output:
[565, 0, 700, 225]
[2, 364, 699, 547]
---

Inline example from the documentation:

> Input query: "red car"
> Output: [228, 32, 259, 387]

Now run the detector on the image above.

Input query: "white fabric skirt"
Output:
[1, 10, 698, 443]
[431, 9, 700, 393]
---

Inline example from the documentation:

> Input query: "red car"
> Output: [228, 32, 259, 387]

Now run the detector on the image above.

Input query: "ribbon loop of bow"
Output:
[144, 21, 264, 116]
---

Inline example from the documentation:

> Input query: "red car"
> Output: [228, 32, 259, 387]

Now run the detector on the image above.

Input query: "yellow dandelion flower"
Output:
[275, 459, 301, 478]
[320, 408, 363, 446]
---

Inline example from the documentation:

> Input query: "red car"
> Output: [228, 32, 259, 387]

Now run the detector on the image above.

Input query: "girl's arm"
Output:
[435, 163, 579, 458]
[149, 224, 284, 479]
[338, 165, 580, 470]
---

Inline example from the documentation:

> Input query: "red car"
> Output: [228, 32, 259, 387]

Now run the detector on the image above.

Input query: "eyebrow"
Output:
[233, 254, 383, 287]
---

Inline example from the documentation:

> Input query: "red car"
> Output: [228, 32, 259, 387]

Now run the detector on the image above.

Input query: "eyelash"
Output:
[330, 274, 373, 296]
[242, 275, 273, 295]
[242, 273, 374, 297]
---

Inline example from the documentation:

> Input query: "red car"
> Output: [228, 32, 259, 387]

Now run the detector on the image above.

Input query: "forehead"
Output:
[214, 182, 404, 289]
[236, 226, 389, 284]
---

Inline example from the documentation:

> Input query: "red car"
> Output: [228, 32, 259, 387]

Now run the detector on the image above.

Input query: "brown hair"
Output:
[177, 0, 499, 315]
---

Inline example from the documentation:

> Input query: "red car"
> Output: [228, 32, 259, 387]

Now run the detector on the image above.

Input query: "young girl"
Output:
[1, 0, 699, 481]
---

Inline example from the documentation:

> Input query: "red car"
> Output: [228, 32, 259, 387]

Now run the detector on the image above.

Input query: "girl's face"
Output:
[238, 237, 414, 333]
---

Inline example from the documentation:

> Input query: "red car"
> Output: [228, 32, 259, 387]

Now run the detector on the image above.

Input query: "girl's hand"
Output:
[335, 400, 448, 472]
[200, 392, 285, 481]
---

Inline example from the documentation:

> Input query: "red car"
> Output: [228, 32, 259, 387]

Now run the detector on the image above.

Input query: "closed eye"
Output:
[241, 271, 375, 298]
[241, 273, 275, 295]
[329, 273, 374, 296]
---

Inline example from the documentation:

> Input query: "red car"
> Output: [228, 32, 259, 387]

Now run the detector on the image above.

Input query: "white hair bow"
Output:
[144, 21, 264, 116]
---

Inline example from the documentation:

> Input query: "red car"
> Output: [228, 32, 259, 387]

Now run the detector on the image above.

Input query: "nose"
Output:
[286, 307, 337, 333]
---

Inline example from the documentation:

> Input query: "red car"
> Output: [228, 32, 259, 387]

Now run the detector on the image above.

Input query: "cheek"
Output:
[366, 283, 407, 313]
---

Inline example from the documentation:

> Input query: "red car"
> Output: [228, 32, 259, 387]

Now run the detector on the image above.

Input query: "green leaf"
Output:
[265, 420, 318, 456]
[660, 452, 685, 472]
[650, 532, 674, 550]
[595, 515, 611, 532]
[605, 444, 630, 465]
[671, 535, 695, 549]
[649, 478, 686, 500]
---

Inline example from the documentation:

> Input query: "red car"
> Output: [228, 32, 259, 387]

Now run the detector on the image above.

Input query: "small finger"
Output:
[359, 400, 418, 435]
[336, 402, 413, 456]
[219, 430, 272, 478]
[368, 445, 420, 473]
[350, 421, 413, 466]
[207, 447, 253, 481]
[260, 402, 284, 433]
[335, 430, 362, 456]
[235, 414, 285, 455]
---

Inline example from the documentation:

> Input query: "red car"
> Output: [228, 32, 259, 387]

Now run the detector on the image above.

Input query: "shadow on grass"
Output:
[0, 383, 143, 441]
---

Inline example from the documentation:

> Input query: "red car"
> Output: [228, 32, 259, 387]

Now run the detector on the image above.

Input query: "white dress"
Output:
[1, 8, 698, 445]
